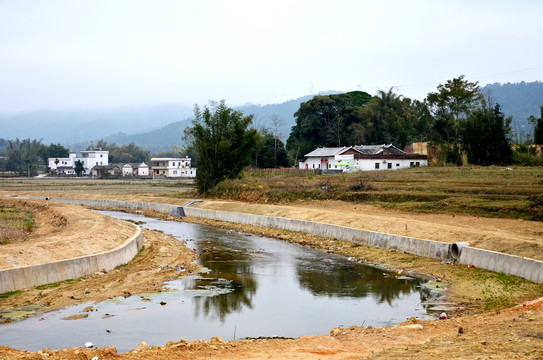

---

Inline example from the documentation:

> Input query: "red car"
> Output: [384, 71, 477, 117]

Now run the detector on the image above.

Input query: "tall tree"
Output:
[462, 102, 513, 165]
[254, 129, 289, 169]
[528, 106, 543, 144]
[74, 160, 85, 176]
[426, 75, 483, 164]
[5, 138, 43, 175]
[426, 75, 483, 143]
[39, 143, 69, 169]
[287, 91, 372, 159]
[184, 100, 258, 193]
[355, 89, 422, 148]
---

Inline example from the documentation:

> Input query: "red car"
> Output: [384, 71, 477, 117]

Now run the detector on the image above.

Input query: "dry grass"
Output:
[0, 206, 34, 243]
[205, 166, 543, 220]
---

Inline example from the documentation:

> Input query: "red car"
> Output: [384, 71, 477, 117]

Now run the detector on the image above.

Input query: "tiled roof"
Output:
[304, 147, 351, 157]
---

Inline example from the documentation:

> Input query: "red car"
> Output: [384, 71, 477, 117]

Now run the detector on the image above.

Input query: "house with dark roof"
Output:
[298, 144, 427, 171]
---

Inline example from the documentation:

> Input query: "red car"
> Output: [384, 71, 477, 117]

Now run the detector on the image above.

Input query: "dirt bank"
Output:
[0, 197, 136, 269]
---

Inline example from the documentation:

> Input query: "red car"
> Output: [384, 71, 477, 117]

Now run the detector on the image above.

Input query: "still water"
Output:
[0, 211, 435, 352]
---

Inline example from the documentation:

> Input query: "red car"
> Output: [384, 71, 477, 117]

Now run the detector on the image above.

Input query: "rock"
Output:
[330, 327, 342, 336]
[82, 306, 94, 312]
[84, 341, 94, 348]
[400, 324, 423, 330]
[160, 301, 167, 306]
[211, 336, 225, 344]
[61, 314, 88, 320]
[136, 341, 148, 351]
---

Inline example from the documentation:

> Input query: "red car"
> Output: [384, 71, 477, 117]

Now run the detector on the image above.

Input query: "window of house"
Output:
[387, 163, 392, 169]
[410, 162, 414, 167]
[312, 164, 315, 169]
[416, 162, 420, 166]
[396, 163, 400, 167]
[375, 163, 380, 169]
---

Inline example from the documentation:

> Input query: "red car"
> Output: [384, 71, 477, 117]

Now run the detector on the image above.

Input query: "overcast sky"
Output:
[1, 0, 542, 113]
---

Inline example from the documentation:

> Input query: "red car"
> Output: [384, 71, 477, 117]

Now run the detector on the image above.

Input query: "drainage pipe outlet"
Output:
[450, 242, 470, 260]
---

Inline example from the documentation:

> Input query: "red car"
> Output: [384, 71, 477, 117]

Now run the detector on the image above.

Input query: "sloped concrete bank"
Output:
[0, 223, 143, 294]
[25, 196, 543, 285]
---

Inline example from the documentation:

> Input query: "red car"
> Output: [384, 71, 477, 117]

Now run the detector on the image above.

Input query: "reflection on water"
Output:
[0, 211, 435, 352]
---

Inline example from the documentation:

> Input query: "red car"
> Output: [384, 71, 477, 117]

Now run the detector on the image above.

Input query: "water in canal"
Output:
[0, 211, 436, 352]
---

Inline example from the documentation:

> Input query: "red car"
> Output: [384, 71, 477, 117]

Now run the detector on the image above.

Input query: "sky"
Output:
[1, 0, 542, 113]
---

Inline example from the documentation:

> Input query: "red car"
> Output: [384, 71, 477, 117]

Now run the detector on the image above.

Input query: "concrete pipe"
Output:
[450, 242, 470, 260]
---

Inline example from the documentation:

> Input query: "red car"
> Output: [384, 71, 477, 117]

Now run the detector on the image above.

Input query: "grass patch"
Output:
[0, 206, 35, 243]
[0, 290, 23, 299]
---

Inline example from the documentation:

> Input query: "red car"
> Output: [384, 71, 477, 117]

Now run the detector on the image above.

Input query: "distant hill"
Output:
[481, 81, 543, 132]
[0, 104, 193, 145]
[81, 91, 340, 153]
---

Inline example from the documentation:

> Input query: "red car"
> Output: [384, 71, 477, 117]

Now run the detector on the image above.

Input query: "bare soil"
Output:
[0, 193, 542, 359]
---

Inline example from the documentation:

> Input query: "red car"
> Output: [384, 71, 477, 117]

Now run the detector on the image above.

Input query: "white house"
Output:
[298, 144, 428, 171]
[48, 148, 109, 175]
[122, 162, 150, 177]
[150, 157, 196, 178]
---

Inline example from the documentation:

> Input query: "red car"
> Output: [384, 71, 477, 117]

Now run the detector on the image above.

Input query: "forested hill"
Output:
[482, 81, 543, 130]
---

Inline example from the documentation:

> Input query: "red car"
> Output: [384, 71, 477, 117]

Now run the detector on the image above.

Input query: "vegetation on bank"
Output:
[0, 206, 35, 243]
[185, 166, 543, 221]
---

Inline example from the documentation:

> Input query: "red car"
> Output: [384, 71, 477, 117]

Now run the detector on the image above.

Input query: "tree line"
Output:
[0, 139, 153, 176]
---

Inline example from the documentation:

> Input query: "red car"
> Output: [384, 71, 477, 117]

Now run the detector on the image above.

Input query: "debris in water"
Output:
[439, 312, 447, 320]
[160, 301, 167, 306]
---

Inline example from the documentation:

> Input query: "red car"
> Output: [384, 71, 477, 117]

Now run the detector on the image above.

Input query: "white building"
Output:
[122, 162, 150, 177]
[151, 157, 196, 178]
[48, 149, 109, 175]
[298, 144, 428, 171]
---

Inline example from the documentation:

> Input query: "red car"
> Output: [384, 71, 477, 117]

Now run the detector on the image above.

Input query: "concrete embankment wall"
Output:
[24, 197, 543, 285]
[0, 226, 143, 293]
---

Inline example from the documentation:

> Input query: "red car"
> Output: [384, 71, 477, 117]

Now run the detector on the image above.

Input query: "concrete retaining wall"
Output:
[458, 247, 543, 284]
[0, 219, 143, 294]
[25, 197, 543, 284]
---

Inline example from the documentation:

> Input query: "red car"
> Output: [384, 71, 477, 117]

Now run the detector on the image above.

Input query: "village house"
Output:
[150, 157, 196, 178]
[122, 162, 150, 177]
[48, 148, 109, 175]
[298, 144, 428, 171]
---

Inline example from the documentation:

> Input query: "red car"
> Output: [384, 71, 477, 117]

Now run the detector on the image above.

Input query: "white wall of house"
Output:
[300, 156, 428, 171]
[48, 150, 109, 175]
[138, 163, 149, 176]
[151, 157, 193, 178]
[79, 150, 109, 175]
[122, 164, 133, 176]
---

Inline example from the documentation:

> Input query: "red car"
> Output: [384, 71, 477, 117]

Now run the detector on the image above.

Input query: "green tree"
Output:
[426, 75, 483, 164]
[74, 160, 85, 176]
[38, 143, 69, 170]
[528, 106, 543, 144]
[86, 141, 150, 163]
[184, 100, 258, 193]
[355, 89, 424, 148]
[462, 102, 512, 165]
[254, 129, 289, 168]
[5, 138, 43, 175]
[286, 91, 372, 159]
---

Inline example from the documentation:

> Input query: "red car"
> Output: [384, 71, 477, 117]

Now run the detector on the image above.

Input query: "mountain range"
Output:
[0, 82, 541, 153]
